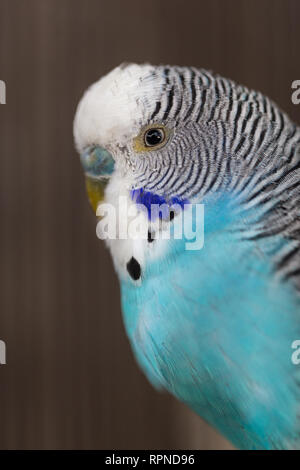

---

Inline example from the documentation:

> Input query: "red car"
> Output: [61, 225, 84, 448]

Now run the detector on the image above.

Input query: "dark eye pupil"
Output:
[145, 128, 164, 147]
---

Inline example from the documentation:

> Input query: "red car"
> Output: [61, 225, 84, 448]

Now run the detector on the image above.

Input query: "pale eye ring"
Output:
[144, 127, 165, 147]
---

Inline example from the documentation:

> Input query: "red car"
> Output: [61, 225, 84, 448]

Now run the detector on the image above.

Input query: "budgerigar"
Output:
[74, 64, 300, 449]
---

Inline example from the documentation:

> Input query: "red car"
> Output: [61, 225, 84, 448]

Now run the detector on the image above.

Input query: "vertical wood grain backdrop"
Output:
[0, 0, 299, 449]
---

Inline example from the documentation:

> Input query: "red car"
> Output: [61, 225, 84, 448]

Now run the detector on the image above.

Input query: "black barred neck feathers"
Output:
[132, 65, 300, 202]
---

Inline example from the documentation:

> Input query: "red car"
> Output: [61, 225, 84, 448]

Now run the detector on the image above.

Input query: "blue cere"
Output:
[80, 146, 115, 177]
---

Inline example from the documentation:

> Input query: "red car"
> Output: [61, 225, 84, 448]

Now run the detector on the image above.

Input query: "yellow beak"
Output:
[80, 146, 115, 215]
[85, 176, 108, 214]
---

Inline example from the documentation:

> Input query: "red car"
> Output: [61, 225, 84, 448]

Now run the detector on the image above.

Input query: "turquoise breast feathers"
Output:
[120, 194, 300, 450]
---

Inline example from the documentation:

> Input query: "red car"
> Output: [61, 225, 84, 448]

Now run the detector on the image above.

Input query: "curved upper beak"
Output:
[79, 146, 115, 213]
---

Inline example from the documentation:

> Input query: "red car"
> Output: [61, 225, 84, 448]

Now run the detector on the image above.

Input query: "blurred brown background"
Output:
[0, 0, 299, 450]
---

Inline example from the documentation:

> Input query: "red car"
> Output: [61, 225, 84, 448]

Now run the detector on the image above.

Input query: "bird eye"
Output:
[133, 124, 170, 153]
[144, 128, 165, 147]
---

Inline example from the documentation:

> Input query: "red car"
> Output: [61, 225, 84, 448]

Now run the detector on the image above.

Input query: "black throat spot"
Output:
[126, 257, 141, 281]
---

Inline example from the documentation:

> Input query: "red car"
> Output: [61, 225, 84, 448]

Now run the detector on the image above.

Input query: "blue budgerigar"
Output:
[74, 64, 300, 449]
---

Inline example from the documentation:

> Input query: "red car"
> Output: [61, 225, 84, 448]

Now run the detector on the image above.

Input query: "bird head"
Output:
[74, 63, 293, 232]
[73, 63, 226, 216]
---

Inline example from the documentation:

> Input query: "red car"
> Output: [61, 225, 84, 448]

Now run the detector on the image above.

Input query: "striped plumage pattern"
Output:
[131, 66, 300, 287]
